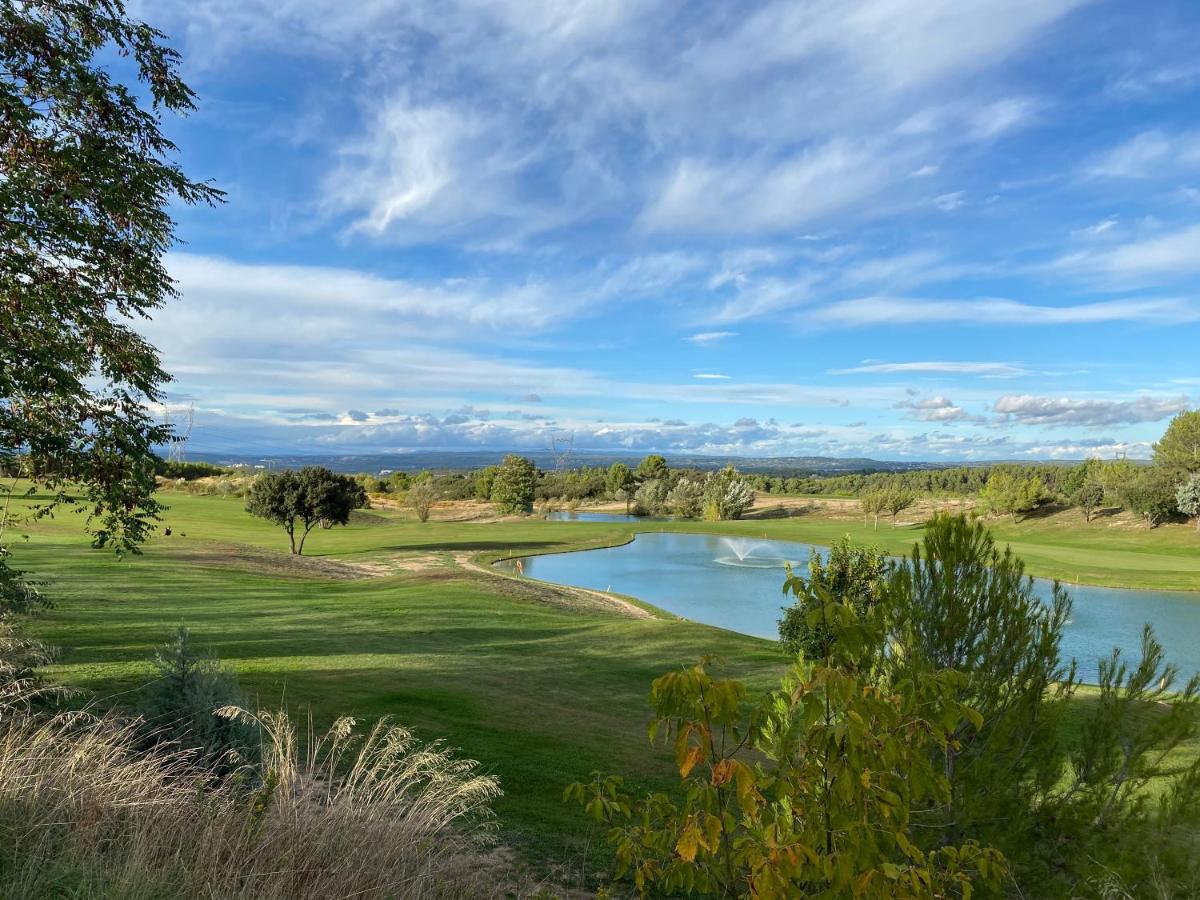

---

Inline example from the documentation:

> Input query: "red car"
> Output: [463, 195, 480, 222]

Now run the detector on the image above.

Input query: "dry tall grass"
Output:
[0, 693, 503, 898]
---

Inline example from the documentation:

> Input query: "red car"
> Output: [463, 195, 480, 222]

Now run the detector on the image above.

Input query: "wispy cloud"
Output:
[1050, 223, 1200, 282]
[686, 332, 737, 344]
[831, 361, 1032, 377]
[813, 296, 1199, 327]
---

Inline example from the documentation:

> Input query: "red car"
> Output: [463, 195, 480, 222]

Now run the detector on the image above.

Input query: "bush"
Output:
[407, 481, 439, 523]
[139, 627, 257, 773]
[777, 538, 888, 658]
[633, 478, 669, 516]
[701, 466, 754, 520]
[667, 477, 704, 518]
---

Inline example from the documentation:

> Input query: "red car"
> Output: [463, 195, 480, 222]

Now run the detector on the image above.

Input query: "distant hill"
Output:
[185, 449, 1042, 477]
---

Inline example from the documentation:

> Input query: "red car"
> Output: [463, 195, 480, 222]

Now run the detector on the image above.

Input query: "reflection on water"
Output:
[499, 531, 1200, 683]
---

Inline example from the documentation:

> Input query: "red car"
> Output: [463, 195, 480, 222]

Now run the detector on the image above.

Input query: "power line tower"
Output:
[167, 400, 194, 464]
[548, 432, 574, 472]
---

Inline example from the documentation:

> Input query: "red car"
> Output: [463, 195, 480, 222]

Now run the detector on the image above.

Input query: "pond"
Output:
[545, 511, 647, 523]
[498, 531, 1200, 683]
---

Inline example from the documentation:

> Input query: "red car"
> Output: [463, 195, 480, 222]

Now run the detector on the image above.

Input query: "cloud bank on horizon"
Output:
[135, 0, 1199, 461]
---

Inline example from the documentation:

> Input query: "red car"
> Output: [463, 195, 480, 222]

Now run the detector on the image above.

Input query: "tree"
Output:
[636, 453, 669, 482]
[569, 627, 1005, 898]
[1153, 409, 1200, 474]
[1120, 468, 1179, 528]
[245, 467, 365, 554]
[884, 487, 917, 526]
[1, 0, 220, 606]
[1070, 479, 1105, 523]
[473, 465, 498, 501]
[406, 480, 438, 523]
[885, 514, 1074, 859]
[140, 626, 258, 773]
[778, 538, 889, 659]
[667, 477, 704, 518]
[702, 466, 755, 520]
[606, 462, 637, 513]
[858, 488, 888, 530]
[491, 454, 537, 514]
[1177, 473, 1200, 531]
[634, 478, 669, 516]
[979, 470, 1047, 521]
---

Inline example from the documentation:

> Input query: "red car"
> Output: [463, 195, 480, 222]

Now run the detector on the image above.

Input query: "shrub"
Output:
[701, 466, 754, 520]
[407, 481, 439, 523]
[1120, 468, 1179, 528]
[633, 478, 669, 516]
[138, 627, 257, 773]
[1178, 473, 1200, 531]
[667, 477, 704, 518]
[777, 538, 888, 658]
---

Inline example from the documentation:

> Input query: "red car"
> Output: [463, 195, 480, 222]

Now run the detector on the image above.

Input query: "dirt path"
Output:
[454, 552, 652, 619]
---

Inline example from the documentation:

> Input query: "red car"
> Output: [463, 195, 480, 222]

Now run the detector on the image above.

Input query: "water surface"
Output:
[500, 532, 1200, 683]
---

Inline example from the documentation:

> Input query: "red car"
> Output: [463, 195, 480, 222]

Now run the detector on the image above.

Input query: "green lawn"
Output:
[9, 490, 1200, 866]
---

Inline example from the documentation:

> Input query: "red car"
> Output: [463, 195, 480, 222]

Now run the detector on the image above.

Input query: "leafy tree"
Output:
[1153, 409, 1200, 474]
[885, 514, 1074, 859]
[702, 466, 755, 520]
[859, 488, 888, 530]
[1120, 468, 1179, 528]
[979, 470, 1047, 521]
[778, 538, 888, 658]
[885, 487, 917, 526]
[473, 465, 498, 501]
[139, 626, 257, 773]
[569, 617, 1005, 897]
[636, 453, 669, 482]
[1070, 479, 1105, 523]
[491, 454, 537, 514]
[0, 0, 219, 607]
[245, 467, 365, 554]
[1177, 473, 1200, 531]
[406, 480, 438, 523]
[606, 462, 636, 512]
[1097, 458, 1138, 508]
[668, 477, 704, 518]
[634, 478, 669, 516]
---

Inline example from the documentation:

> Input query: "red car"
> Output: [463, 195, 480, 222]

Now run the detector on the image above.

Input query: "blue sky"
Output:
[133, 0, 1200, 460]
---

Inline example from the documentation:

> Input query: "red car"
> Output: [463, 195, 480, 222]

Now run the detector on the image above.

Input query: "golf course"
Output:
[13, 486, 1200, 868]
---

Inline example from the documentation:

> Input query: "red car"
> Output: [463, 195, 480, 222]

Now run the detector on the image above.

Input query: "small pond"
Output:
[545, 511, 648, 523]
[498, 531, 1200, 683]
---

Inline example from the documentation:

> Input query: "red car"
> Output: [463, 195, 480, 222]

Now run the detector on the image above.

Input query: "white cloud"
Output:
[641, 141, 896, 234]
[897, 394, 968, 422]
[993, 394, 1190, 426]
[693, 373, 731, 380]
[934, 191, 966, 211]
[831, 361, 1031, 376]
[1051, 223, 1200, 282]
[686, 332, 737, 344]
[1089, 130, 1200, 178]
[813, 295, 1199, 327]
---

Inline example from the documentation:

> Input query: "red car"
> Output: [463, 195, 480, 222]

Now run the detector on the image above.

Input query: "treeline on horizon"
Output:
[148, 407, 1200, 529]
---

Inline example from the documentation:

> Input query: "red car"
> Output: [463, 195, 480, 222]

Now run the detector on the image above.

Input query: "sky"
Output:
[129, 0, 1200, 461]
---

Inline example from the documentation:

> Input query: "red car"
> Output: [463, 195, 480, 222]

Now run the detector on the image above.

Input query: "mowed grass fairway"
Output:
[11, 490, 1200, 863]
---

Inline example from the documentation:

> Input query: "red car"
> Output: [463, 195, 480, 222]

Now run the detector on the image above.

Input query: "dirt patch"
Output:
[159, 542, 370, 581]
